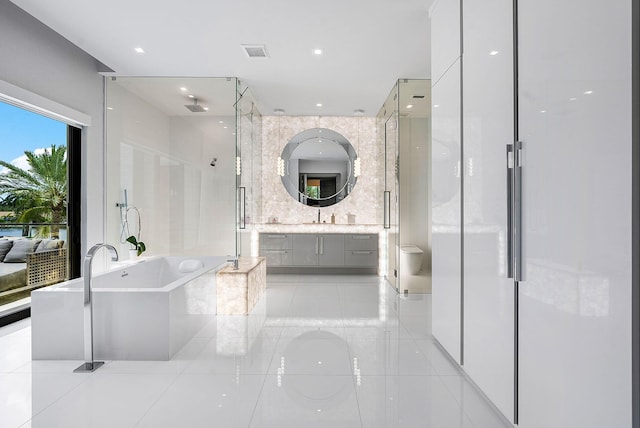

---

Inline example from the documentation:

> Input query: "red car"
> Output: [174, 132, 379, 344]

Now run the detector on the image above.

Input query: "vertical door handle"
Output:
[239, 187, 246, 230]
[506, 144, 514, 278]
[320, 236, 324, 255]
[315, 236, 319, 255]
[383, 191, 391, 229]
[513, 141, 524, 281]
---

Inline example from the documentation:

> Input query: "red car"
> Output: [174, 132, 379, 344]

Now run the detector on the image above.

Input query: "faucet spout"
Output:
[318, 209, 321, 222]
[74, 244, 119, 373]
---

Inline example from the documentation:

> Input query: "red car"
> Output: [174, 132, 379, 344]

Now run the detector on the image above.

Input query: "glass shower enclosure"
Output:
[105, 77, 241, 259]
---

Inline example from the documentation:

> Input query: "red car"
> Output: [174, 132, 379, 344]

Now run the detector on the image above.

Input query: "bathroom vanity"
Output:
[257, 225, 380, 273]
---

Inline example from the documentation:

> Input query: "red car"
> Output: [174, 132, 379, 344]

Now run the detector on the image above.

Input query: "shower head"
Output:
[185, 98, 206, 113]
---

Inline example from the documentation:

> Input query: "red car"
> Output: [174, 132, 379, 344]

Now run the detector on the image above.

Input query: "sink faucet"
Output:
[74, 244, 118, 373]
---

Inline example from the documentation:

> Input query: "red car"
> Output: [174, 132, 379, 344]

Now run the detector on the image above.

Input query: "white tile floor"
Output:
[0, 274, 513, 428]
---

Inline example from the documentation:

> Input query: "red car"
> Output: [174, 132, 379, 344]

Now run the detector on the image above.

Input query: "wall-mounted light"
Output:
[354, 114, 362, 178]
[277, 157, 285, 176]
[236, 156, 241, 175]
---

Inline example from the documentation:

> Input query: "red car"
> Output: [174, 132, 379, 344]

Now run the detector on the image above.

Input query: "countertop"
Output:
[251, 223, 383, 234]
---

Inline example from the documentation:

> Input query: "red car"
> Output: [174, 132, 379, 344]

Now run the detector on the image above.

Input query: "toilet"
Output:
[400, 245, 424, 275]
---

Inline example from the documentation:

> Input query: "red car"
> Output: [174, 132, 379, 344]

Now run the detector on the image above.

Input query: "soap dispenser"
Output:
[331, 213, 336, 224]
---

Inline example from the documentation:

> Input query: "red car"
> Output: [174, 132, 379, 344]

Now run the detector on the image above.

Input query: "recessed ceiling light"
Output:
[316, 103, 322, 107]
[107, 107, 113, 110]
[219, 120, 224, 124]
[540, 110, 547, 113]
[569, 97, 577, 101]
[584, 90, 593, 95]
[433, 104, 440, 108]
[203, 107, 209, 111]
[223, 126, 228, 129]
[134, 47, 145, 54]
[180, 87, 187, 92]
[406, 104, 413, 109]
[490, 50, 499, 56]
[188, 94, 195, 98]
[313, 48, 323, 55]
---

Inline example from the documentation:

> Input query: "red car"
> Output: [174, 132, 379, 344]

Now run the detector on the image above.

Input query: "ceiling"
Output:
[11, 0, 434, 117]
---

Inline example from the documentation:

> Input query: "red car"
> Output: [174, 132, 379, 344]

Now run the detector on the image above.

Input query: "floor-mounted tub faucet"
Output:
[74, 243, 118, 373]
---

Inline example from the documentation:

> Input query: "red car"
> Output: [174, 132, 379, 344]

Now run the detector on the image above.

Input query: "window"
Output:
[0, 100, 79, 322]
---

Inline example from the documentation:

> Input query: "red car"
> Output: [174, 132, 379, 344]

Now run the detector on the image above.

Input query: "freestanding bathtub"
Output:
[31, 256, 228, 360]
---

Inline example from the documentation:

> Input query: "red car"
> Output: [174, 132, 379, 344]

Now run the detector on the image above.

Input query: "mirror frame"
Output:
[280, 128, 358, 207]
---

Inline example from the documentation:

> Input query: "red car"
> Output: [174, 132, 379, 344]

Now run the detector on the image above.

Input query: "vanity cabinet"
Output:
[293, 234, 345, 266]
[259, 234, 293, 266]
[259, 233, 378, 270]
[344, 234, 378, 267]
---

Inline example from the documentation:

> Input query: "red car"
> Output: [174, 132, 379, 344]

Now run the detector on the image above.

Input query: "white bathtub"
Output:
[31, 256, 228, 360]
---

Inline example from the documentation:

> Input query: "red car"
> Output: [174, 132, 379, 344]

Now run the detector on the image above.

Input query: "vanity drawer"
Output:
[260, 234, 293, 250]
[260, 249, 293, 266]
[345, 234, 378, 251]
[345, 250, 378, 267]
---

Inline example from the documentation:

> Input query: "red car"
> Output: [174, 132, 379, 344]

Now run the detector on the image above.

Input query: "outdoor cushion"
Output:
[36, 239, 64, 253]
[0, 240, 14, 262]
[3, 239, 42, 263]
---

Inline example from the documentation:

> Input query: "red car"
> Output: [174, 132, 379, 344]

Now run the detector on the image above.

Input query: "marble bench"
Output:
[216, 257, 266, 315]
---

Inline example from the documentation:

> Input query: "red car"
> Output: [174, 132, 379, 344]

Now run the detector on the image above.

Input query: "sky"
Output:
[0, 101, 67, 171]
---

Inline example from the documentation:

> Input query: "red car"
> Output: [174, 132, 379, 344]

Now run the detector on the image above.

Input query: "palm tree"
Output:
[0, 145, 67, 237]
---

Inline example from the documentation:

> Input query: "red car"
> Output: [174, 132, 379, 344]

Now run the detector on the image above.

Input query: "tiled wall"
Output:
[261, 116, 381, 226]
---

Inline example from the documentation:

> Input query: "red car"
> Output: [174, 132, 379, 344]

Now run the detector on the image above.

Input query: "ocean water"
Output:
[0, 227, 24, 237]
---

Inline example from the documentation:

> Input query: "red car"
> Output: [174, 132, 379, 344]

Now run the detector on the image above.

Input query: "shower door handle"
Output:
[383, 191, 391, 229]
[238, 187, 246, 229]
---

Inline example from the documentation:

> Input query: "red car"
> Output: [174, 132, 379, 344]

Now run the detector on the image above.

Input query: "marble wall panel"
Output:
[261, 116, 382, 226]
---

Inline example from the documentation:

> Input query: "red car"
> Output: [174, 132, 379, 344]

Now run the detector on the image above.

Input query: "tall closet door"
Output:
[462, 0, 515, 421]
[431, 59, 462, 362]
[517, 0, 633, 426]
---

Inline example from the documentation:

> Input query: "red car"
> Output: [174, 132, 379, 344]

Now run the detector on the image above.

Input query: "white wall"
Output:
[0, 1, 105, 265]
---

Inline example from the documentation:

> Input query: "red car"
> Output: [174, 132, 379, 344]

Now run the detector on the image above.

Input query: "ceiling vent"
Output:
[241, 44, 269, 58]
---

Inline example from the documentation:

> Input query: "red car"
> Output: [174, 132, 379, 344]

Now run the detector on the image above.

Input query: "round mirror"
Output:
[280, 128, 357, 207]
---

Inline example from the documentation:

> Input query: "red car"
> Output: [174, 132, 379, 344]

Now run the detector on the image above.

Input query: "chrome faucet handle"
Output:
[227, 258, 239, 270]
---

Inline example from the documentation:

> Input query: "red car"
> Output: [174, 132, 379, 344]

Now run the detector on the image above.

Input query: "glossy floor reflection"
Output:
[0, 274, 512, 427]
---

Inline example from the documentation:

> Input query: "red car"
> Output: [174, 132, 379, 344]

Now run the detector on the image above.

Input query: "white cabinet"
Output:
[429, 0, 461, 84]
[462, 0, 515, 421]
[431, 58, 462, 364]
[517, 0, 632, 426]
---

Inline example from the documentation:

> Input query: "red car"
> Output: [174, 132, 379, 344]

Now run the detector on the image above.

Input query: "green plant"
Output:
[126, 235, 146, 256]
[0, 145, 67, 228]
